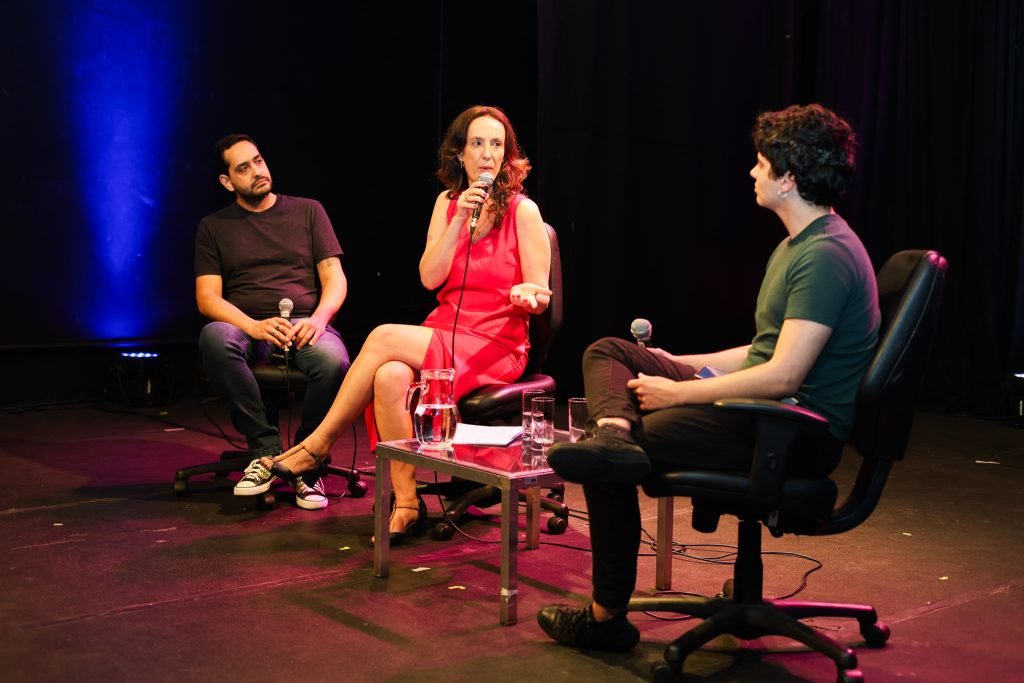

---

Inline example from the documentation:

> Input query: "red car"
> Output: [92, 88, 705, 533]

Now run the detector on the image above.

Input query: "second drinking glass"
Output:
[531, 396, 556, 450]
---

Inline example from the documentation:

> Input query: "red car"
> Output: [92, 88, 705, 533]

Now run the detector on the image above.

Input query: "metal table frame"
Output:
[373, 437, 564, 625]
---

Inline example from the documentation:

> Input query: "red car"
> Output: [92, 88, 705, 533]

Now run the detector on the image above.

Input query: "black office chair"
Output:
[174, 357, 367, 508]
[627, 250, 948, 683]
[419, 223, 571, 539]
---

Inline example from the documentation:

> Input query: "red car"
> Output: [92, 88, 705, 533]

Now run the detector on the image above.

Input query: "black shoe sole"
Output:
[547, 442, 651, 485]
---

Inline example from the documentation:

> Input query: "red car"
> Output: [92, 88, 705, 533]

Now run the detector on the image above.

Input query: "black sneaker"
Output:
[233, 458, 277, 496]
[546, 424, 650, 484]
[537, 604, 640, 652]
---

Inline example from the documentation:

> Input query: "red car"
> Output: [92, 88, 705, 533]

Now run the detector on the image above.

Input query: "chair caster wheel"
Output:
[431, 522, 456, 541]
[651, 662, 679, 682]
[257, 493, 276, 510]
[347, 479, 369, 498]
[173, 481, 187, 497]
[861, 620, 890, 647]
[547, 516, 568, 534]
[546, 492, 563, 502]
[720, 578, 734, 598]
[838, 669, 864, 683]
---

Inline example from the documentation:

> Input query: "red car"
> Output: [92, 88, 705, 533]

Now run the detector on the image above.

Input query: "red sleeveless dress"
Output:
[365, 193, 532, 447]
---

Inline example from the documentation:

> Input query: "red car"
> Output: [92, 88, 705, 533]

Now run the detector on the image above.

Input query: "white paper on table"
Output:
[451, 423, 523, 446]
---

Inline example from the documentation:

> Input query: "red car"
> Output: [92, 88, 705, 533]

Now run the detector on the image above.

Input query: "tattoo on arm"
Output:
[317, 258, 340, 275]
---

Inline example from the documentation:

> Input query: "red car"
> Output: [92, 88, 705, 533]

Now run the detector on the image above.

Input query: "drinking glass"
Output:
[531, 396, 556, 449]
[568, 397, 589, 442]
[521, 389, 545, 445]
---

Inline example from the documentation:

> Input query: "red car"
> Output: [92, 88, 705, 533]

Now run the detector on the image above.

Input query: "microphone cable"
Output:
[447, 224, 475, 372]
[448, 177, 492, 370]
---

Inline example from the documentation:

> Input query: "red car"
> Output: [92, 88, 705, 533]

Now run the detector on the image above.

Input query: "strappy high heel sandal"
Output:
[269, 443, 330, 483]
[372, 497, 428, 547]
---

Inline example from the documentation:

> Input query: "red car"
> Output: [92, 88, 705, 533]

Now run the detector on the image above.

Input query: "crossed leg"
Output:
[260, 323, 434, 488]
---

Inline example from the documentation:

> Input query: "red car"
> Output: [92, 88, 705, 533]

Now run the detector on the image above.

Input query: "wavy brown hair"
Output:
[437, 105, 531, 226]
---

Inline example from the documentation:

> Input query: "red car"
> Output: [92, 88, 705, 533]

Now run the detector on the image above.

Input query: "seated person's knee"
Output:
[375, 361, 415, 400]
[199, 321, 245, 358]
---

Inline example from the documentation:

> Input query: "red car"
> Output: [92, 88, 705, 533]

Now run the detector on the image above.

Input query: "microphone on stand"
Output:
[469, 171, 495, 235]
[278, 298, 293, 362]
[630, 318, 652, 348]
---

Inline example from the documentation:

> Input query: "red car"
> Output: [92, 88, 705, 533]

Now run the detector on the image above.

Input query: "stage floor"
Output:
[1, 398, 1022, 682]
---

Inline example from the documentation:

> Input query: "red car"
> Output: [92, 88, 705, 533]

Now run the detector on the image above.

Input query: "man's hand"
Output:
[510, 282, 553, 311]
[251, 317, 294, 349]
[627, 372, 684, 411]
[286, 318, 327, 349]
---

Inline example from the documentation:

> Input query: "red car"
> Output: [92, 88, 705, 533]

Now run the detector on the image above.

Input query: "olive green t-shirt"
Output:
[741, 214, 880, 440]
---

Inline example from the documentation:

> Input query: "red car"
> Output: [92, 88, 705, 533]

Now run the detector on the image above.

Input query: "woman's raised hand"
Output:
[456, 178, 493, 220]
[510, 282, 553, 311]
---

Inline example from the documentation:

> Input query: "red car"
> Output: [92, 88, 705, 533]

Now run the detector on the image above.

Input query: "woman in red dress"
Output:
[239, 105, 552, 543]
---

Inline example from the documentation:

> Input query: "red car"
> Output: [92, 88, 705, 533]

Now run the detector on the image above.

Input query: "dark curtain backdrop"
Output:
[536, 0, 1024, 413]
[1, 1, 1020, 414]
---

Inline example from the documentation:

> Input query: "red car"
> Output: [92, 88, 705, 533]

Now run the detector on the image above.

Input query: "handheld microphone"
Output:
[469, 171, 495, 233]
[278, 298, 293, 361]
[278, 298, 293, 320]
[630, 318, 652, 348]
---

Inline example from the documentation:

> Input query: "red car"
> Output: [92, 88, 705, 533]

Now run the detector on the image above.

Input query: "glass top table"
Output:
[373, 433, 567, 625]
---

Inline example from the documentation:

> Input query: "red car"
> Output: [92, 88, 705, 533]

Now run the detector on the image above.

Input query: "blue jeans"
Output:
[198, 322, 351, 457]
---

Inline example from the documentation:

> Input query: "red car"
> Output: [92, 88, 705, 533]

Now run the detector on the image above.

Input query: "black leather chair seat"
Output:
[643, 470, 838, 534]
[458, 373, 555, 423]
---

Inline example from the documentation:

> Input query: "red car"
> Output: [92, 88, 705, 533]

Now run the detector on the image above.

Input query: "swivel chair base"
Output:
[417, 478, 569, 540]
[627, 518, 890, 683]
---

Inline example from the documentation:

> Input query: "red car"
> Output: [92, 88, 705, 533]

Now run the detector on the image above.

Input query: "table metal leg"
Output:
[525, 485, 540, 549]
[499, 481, 518, 625]
[374, 452, 392, 578]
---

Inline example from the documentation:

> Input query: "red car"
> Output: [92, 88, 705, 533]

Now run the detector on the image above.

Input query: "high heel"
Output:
[372, 496, 428, 547]
[269, 444, 330, 483]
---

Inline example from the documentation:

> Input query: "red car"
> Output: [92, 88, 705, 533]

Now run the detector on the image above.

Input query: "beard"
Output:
[238, 176, 273, 203]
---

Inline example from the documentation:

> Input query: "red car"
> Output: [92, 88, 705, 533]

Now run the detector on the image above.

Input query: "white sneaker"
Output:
[233, 459, 277, 496]
[294, 476, 328, 510]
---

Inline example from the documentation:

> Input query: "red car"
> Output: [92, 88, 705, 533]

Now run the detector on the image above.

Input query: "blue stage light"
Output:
[61, 1, 192, 340]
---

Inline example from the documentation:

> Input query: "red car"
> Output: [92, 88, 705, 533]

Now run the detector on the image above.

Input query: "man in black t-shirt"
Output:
[194, 134, 350, 510]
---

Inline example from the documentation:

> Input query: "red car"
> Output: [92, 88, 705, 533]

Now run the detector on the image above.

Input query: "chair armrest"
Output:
[713, 398, 829, 506]
[713, 398, 828, 426]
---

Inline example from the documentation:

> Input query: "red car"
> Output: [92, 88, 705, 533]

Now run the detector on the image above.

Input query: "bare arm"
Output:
[667, 345, 752, 374]
[196, 274, 255, 333]
[509, 198, 552, 313]
[289, 256, 347, 349]
[420, 182, 484, 290]
[629, 318, 833, 410]
[196, 274, 289, 349]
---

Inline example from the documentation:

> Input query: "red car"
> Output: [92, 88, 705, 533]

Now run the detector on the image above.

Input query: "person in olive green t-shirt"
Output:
[538, 104, 880, 653]
[744, 211, 879, 441]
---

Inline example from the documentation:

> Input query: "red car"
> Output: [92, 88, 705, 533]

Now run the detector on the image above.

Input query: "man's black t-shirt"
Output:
[194, 195, 342, 319]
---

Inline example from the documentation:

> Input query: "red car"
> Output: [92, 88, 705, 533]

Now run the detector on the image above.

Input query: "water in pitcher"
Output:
[413, 403, 458, 449]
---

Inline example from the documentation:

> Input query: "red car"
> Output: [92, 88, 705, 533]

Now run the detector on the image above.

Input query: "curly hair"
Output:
[437, 106, 531, 226]
[752, 104, 857, 207]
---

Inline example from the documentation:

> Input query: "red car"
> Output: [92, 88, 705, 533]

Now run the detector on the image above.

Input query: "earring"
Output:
[777, 189, 789, 199]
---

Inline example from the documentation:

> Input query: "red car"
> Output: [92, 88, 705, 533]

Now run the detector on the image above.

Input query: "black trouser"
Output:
[579, 337, 843, 611]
